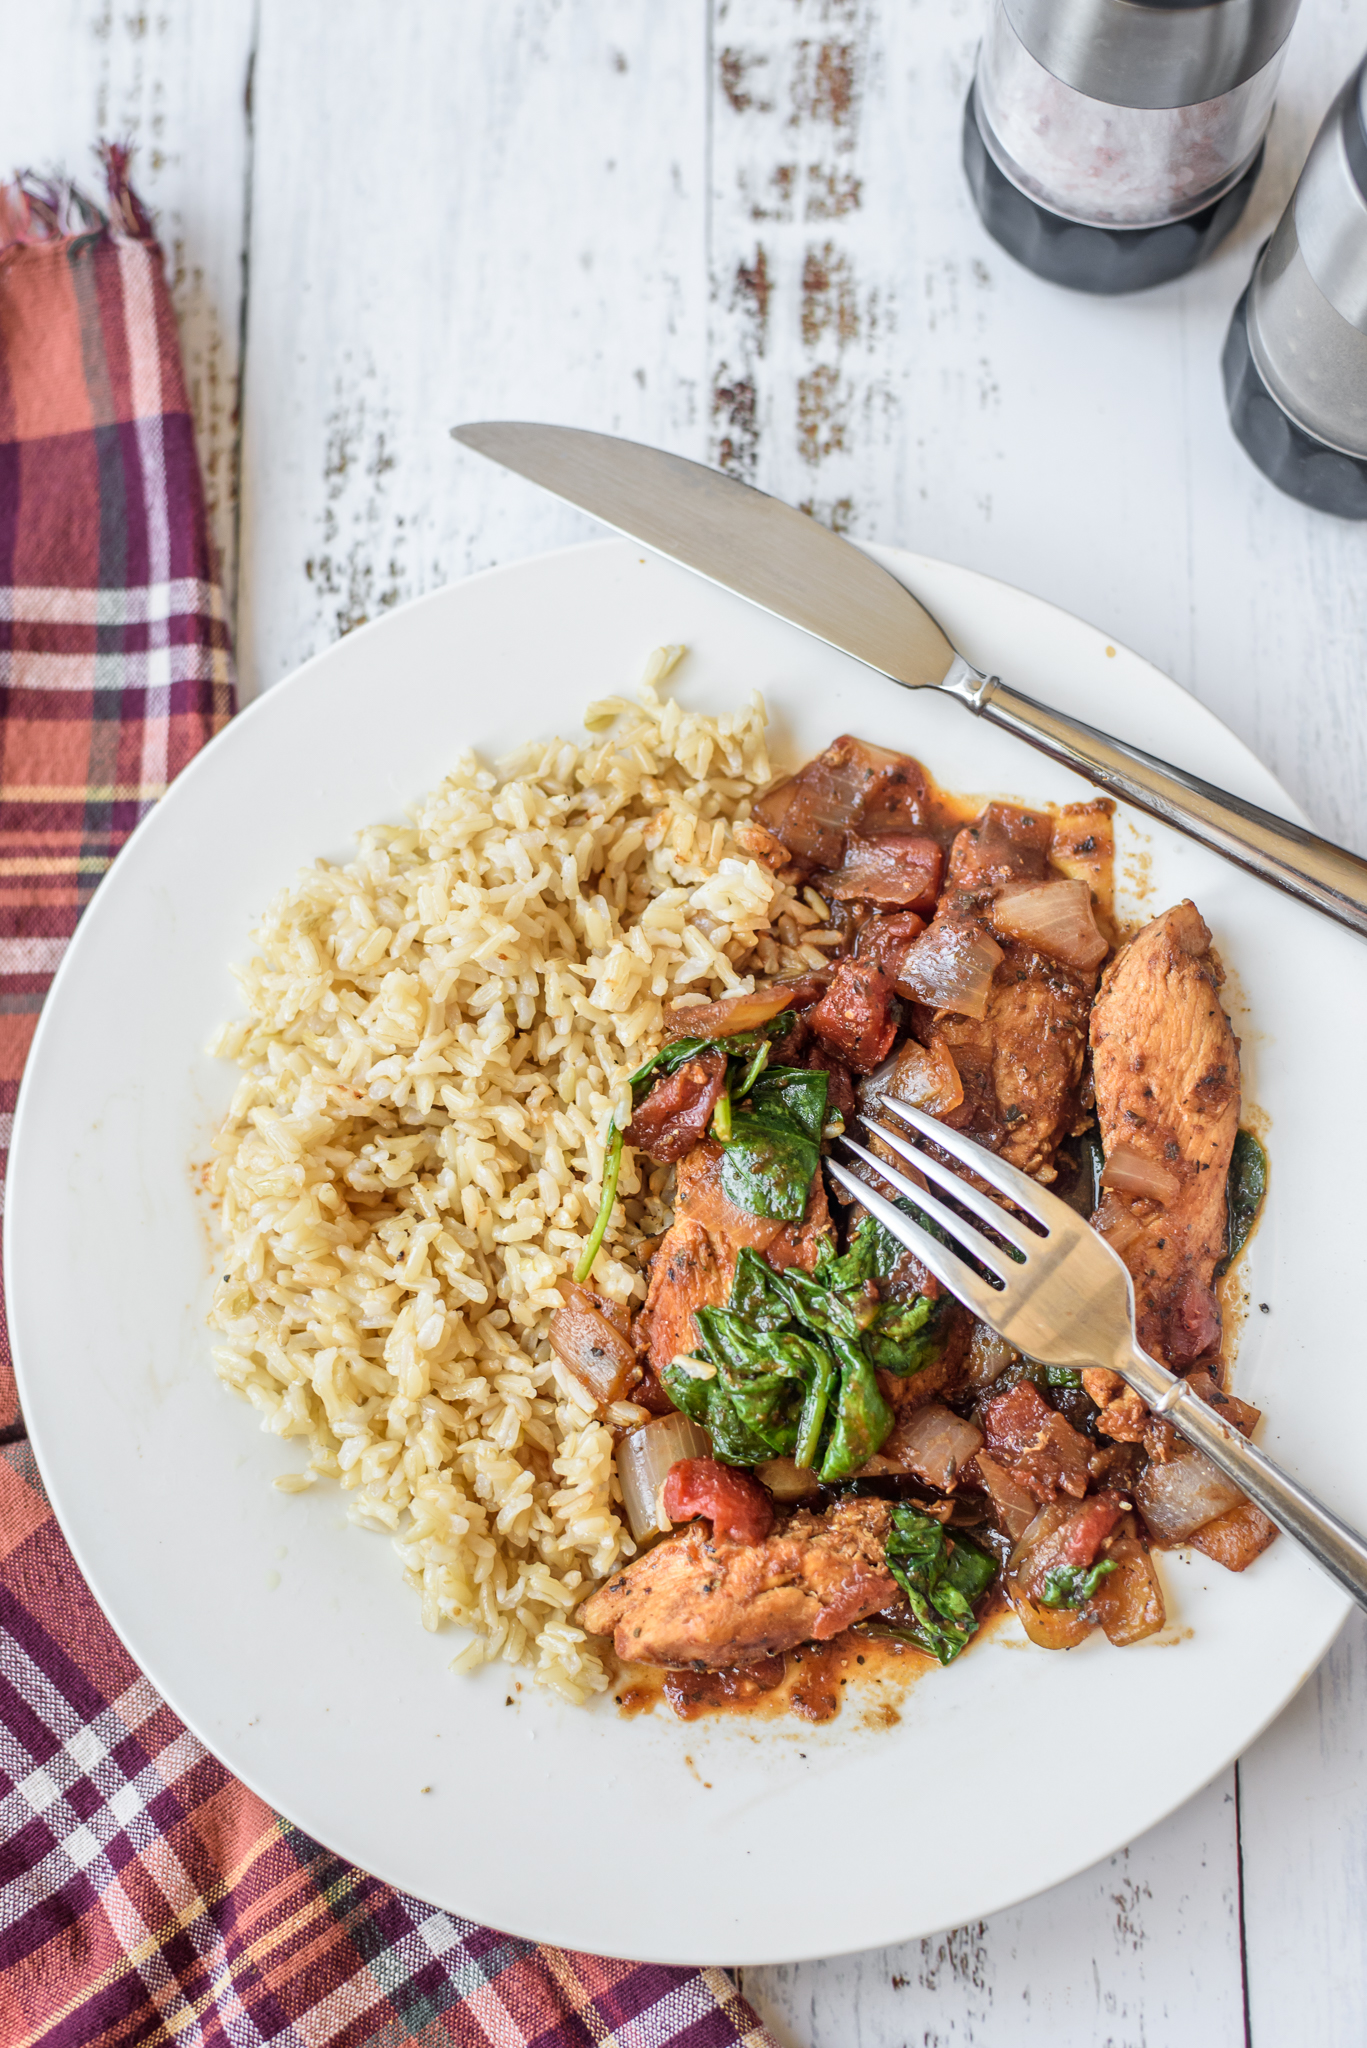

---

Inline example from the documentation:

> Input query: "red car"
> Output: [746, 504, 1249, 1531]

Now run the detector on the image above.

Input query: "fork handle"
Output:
[1121, 1346, 1367, 1611]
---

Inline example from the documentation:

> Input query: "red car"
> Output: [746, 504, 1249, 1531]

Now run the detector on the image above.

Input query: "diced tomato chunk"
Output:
[1057, 1496, 1124, 1570]
[662, 1458, 776, 1545]
[808, 955, 898, 1074]
[982, 1381, 1054, 1457]
[982, 1381, 1092, 1502]
[625, 1050, 727, 1163]
[856, 910, 927, 979]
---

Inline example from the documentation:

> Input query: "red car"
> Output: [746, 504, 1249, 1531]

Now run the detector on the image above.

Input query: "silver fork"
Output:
[828, 1106, 1367, 1612]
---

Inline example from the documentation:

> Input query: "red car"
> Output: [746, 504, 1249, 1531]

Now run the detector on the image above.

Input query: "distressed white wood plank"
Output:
[0, 0, 255, 617]
[736, 1769, 1246, 2048]
[706, 0, 980, 541]
[237, 0, 709, 699]
[1239, 1612, 1367, 2045]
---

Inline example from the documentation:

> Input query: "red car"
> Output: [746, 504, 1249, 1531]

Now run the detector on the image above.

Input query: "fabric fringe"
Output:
[0, 142, 155, 256]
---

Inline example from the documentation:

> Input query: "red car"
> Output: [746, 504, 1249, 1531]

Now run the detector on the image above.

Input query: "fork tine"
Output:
[826, 1157, 1005, 1324]
[866, 1099, 1058, 1223]
[862, 1116, 1042, 1254]
[838, 1135, 1020, 1284]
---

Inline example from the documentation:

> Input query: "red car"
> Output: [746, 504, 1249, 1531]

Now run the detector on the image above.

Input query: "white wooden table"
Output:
[6, 4, 1367, 2041]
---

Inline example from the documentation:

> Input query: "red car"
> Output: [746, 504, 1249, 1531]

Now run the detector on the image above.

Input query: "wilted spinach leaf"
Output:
[720, 1113, 822, 1222]
[794, 1344, 838, 1470]
[625, 1014, 792, 1101]
[817, 1337, 894, 1482]
[764, 1261, 863, 1344]
[664, 1310, 811, 1466]
[727, 1245, 794, 1329]
[572, 1124, 625, 1286]
[663, 1362, 787, 1466]
[1038, 1559, 1118, 1609]
[818, 1209, 910, 1292]
[1223, 1128, 1267, 1266]
[746, 1066, 829, 1144]
[864, 1293, 947, 1375]
[880, 1504, 997, 1665]
[716, 1066, 829, 1221]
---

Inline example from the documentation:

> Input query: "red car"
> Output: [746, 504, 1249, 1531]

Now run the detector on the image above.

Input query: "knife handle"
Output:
[941, 658, 1367, 941]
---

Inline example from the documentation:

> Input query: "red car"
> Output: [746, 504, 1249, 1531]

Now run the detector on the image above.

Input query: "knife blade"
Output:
[452, 421, 1367, 941]
[453, 419, 958, 692]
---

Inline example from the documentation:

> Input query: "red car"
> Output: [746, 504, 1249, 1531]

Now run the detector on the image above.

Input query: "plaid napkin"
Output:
[0, 156, 775, 2048]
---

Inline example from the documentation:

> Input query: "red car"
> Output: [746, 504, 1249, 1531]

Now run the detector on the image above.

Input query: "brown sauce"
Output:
[615, 1628, 923, 1724]
[901, 776, 1117, 927]
[612, 1608, 1016, 1726]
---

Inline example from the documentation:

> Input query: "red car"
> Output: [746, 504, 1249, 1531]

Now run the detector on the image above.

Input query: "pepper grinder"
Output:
[964, 0, 1302, 294]
[1224, 55, 1367, 517]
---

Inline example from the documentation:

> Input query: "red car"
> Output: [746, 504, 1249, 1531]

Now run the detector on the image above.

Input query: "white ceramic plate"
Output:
[9, 539, 1363, 1966]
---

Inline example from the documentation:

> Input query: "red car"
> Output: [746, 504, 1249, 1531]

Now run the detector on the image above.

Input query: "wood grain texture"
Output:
[0, 0, 255, 615]
[10, 0, 1367, 2039]
[1239, 1612, 1367, 2043]
[236, 0, 710, 697]
[735, 1770, 1246, 2048]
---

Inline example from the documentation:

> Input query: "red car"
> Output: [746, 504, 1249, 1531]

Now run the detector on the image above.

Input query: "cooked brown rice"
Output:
[206, 649, 833, 1701]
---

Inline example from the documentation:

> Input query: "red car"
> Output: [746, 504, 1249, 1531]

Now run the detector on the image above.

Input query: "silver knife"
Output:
[451, 421, 1367, 941]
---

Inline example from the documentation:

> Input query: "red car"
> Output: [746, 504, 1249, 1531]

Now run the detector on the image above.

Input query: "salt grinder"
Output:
[964, 0, 1302, 293]
[1224, 56, 1367, 517]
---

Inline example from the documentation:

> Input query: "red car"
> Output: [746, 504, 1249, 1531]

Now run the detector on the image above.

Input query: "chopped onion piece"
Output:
[822, 834, 943, 913]
[975, 1451, 1036, 1540]
[1007, 1584, 1092, 1650]
[756, 1456, 821, 1501]
[1092, 1188, 1146, 1255]
[963, 1322, 1019, 1392]
[887, 1035, 964, 1118]
[1136, 1451, 1245, 1543]
[877, 1403, 984, 1490]
[894, 922, 1004, 1020]
[1087, 1533, 1165, 1645]
[548, 1285, 637, 1409]
[661, 985, 793, 1042]
[1006, 1502, 1096, 1649]
[989, 878, 1108, 971]
[1100, 1143, 1181, 1205]
[616, 1413, 712, 1541]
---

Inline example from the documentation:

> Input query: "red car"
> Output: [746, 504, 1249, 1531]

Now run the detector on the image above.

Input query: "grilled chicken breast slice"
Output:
[1089, 901, 1240, 1369]
[580, 1496, 896, 1669]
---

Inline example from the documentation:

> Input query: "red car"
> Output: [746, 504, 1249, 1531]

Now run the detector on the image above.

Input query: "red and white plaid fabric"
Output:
[0, 154, 776, 2048]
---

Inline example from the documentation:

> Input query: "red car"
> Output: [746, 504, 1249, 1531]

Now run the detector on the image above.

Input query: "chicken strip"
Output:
[1090, 902, 1240, 1369]
[580, 1496, 896, 1669]
[634, 1141, 832, 1374]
